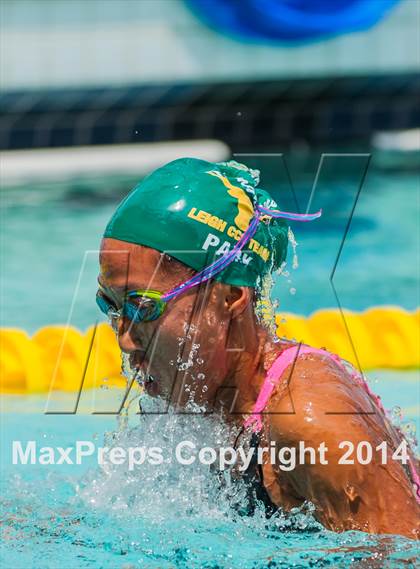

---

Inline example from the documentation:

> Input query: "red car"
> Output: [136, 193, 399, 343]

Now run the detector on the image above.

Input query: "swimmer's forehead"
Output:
[99, 238, 164, 291]
[98, 239, 177, 293]
[97, 277, 150, 293]
[98, 269, 163, 293]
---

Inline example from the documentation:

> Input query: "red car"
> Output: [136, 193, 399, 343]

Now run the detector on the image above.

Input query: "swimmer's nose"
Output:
[117, 317, 140, 353]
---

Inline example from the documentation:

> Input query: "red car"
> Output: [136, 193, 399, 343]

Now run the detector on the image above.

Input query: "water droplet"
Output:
[401, 421, 417, 445]
[391, 405, 403, 427]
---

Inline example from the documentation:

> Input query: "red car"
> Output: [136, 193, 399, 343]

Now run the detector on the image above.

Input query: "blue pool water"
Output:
[1, 374, 419, 569]
[1, 162, 419, 567]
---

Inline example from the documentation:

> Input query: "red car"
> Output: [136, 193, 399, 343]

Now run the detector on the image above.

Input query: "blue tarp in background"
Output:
[187, 0, 401, 43]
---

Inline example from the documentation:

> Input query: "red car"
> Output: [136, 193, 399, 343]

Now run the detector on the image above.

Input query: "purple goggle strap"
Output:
[162, 206, 322, 302]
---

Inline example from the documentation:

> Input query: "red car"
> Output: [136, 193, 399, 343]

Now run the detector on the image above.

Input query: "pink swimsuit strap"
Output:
[243, 344, 340, 433]
[243, 343, 420, 504]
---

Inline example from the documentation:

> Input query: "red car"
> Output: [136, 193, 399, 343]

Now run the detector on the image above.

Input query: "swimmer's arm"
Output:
[267, 355, 419, 538]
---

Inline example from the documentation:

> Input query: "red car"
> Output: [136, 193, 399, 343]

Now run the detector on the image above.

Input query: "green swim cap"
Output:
[104, 157, 289, 287]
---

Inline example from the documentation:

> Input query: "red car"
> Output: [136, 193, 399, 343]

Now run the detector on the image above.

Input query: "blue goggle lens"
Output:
[96, 291, 165, 323]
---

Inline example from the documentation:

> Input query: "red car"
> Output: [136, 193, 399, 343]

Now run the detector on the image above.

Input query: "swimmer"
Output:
[98, 158, 419, 538]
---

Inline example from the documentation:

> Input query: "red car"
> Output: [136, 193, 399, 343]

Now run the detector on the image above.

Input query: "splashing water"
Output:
[287, 227, 299, 270]
[400, 421, 418, 453]
[2, 388, 419, 569]
[255, 273, 277, 334]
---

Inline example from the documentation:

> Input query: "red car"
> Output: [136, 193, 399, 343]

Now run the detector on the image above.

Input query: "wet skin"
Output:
[99, 238, 419, 538]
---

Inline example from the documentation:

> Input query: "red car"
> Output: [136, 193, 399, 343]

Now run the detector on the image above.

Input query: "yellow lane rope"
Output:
[1, 307, 418, 393]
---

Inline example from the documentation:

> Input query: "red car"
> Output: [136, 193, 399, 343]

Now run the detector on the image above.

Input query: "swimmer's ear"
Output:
[225, 286, 253, 318]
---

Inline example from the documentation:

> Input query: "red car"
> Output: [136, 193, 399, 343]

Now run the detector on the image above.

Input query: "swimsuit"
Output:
[237, 342, 420, 513]
[244, 343, 348, 433]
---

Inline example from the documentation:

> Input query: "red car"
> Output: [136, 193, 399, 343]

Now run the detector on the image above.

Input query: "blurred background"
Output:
[1, 0, 419, 333]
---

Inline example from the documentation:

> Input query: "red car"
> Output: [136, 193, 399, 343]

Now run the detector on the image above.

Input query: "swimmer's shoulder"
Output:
[273, 339, 349, 387]
[268, 343, 375, 421]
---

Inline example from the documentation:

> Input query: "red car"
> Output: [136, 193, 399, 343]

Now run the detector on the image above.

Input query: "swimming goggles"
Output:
[96, 205, 321, 324]
[96, 286, 167, 323]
